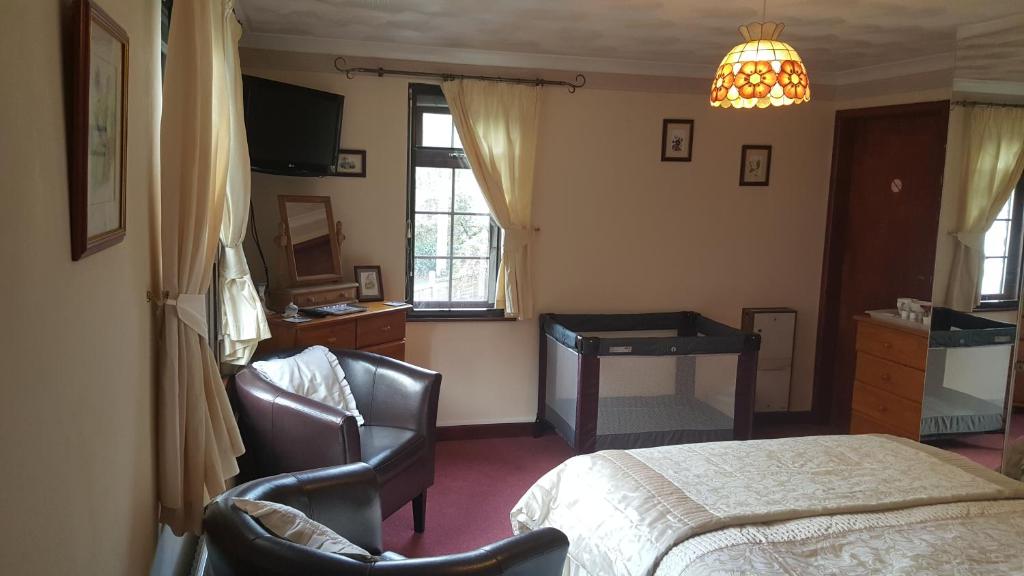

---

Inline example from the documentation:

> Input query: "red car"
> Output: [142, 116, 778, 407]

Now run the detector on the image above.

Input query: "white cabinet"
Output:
[742, 308, 796, 412]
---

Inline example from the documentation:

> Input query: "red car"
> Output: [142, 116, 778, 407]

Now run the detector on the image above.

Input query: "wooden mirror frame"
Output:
[278, 194, 343, 286]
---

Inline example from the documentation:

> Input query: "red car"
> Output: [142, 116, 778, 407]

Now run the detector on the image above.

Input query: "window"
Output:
[407, 84, 502, 317]
[979, 175, 1024, 309]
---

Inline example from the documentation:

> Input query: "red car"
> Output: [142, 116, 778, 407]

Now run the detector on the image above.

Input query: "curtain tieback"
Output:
[165, 293, 210, 337]
[504, 225, 535, 249]
[953, 231, 985, 251]
[220, 243, 251, 281]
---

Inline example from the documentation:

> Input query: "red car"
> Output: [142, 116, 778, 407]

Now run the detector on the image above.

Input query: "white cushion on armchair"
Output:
[252, 345, 365, 425]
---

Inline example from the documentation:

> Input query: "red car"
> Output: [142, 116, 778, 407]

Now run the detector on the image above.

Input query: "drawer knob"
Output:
[327, 337, 337, 343]
[382, 325, 391, 332]
[882, 342, 892, 349]
[880, 372, 891, 382]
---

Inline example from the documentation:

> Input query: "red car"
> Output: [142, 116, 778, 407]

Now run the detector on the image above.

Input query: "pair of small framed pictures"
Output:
[659, 119, 772, 186]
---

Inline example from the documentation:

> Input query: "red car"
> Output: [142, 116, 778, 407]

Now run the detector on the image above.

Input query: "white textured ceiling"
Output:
[235, 0, 1024, 79]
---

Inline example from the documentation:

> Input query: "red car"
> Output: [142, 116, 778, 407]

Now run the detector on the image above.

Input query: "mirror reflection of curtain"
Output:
[945, 106, 1024, 311]
[219, 11, 270, 366]
[441, 79, 541, 319]
[158, 0, 247, 535]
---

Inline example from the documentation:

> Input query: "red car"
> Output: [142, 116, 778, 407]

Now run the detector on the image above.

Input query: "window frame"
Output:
[405, 84, 504, 320]
[977, 175, 1024, 311]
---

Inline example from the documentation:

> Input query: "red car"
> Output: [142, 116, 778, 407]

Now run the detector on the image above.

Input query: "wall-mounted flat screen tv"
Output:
[242, 75, 344, 176]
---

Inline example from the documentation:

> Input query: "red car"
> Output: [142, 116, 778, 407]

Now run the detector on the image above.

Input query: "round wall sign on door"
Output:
[890, 178, 903, 194]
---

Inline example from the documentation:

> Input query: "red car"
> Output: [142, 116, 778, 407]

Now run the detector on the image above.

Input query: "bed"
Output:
[539, 312, 760, 453]
[511, 434, 1024, 575]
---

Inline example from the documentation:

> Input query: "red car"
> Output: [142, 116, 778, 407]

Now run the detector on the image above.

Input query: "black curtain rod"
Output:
[333, 57, 586, 93]
[951, 100, 1024, 109]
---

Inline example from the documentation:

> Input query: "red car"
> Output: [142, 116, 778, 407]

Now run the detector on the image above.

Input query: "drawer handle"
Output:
[881, 342, 893, 349]
[382, 325, 392, 332]
[880, 372, 891, 382]
[326, 337, 337, 343]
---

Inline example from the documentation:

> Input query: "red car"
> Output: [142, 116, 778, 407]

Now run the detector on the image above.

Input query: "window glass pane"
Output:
[984, 220, 1010, 257]
[981, 258, 1006, 296]
[451, 258, 489, 302]
[454, 169, 491, 213]
[996, 193, 1014, 220]
[415, 167, 453, 212]
[413, 258, 450, 303]
[422, 112, 454, 148]
[452, 215, 491, 257]
[414, 214, 450, 257]
[453, 124, 463, 149]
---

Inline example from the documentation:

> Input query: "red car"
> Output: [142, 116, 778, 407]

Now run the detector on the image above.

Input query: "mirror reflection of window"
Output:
[286, 201, 333, 278]
[980, 179, 1024, 308]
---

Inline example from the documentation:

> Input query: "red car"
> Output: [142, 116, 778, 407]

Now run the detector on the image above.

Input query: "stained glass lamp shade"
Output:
[710, 21, 810, 109]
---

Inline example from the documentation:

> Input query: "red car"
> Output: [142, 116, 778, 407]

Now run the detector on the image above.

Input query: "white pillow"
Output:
[232, 498, 373, 559]
[252, 346, 364, 425]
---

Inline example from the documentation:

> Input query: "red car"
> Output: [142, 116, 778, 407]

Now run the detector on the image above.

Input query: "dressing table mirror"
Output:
[922, 16, 1024, 478]
[279, 195, 342, 284]
[265, 194, 358, 311]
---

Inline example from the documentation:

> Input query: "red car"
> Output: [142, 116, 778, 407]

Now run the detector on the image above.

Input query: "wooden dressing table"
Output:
[257, 302, 412, 361]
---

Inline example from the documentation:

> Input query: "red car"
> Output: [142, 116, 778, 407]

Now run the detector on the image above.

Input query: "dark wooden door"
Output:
[814, 101, 949, 430]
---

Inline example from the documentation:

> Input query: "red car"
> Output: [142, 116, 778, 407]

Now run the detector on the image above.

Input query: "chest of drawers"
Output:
[850, 315, 928, 440]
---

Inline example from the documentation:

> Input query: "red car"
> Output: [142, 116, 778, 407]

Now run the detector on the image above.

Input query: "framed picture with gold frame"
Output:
[69, 0, 129, 260]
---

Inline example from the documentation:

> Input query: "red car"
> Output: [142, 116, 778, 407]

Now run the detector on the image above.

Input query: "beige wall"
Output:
[241, 60, 837, 424]
[0, 1, 158, 574]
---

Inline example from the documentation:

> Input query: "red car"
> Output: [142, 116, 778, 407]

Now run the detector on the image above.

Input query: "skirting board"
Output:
[437, 422, 535, 442]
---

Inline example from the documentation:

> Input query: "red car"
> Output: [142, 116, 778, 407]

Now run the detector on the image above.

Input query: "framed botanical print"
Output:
[740, 145, 772, 186]
[661, 119, 694, 162]
[70, 0, 129, 260]
[354, 265, 384, 302]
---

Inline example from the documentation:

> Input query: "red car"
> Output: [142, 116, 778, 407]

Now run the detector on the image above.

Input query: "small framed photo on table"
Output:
[336, 149, 366, 177]
[69, 0, 129, 260]
[354, 265, 383, 302]
[739, 145, 772, 186]
[661, 119, 694, 162]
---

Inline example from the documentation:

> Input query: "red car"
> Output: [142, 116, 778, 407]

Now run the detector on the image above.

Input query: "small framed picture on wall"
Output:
[69, 0, 130, 260]
[354, 265, 383, 302]
[336, 149, 366, 177]
[661, 119, 694, 162]
[739, 145, 772, 186]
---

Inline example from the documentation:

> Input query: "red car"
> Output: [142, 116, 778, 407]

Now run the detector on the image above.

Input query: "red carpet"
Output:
[382, 434, 573, 557]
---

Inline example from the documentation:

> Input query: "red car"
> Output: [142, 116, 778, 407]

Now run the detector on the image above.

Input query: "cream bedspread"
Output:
[510, 435, 1024, 576]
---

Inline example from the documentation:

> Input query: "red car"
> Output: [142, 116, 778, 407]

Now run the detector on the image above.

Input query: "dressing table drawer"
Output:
[855, 321, 927, 370]
[854, 353, 924, 402]
[356, 311, 406, 349]
[294, 322, 356, 348]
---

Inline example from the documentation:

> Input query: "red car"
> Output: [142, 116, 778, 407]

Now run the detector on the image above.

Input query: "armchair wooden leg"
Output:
[412, 492, 427, 533]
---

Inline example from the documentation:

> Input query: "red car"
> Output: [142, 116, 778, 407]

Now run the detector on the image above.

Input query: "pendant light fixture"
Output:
[709, 1, 810, 109]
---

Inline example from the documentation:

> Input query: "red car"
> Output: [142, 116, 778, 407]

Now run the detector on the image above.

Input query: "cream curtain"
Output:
[945, 106, 1024, 311]
[441, 80, 541, 319]
[158, 0, 245, 535]
[219, 16, 269, 365]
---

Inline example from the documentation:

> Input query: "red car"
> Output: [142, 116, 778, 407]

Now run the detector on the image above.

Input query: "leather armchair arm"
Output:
[367, 528, 569, 575]
[337, 350, 441, 437]
[234, 370, 361, 477]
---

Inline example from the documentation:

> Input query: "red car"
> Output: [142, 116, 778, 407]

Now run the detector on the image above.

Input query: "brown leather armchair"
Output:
[233, 348, 440, 532]
[204, 464, 569, 576]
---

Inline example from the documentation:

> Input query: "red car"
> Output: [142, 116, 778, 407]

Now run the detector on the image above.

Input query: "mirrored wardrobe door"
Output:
[922, 15, 1024, 476]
